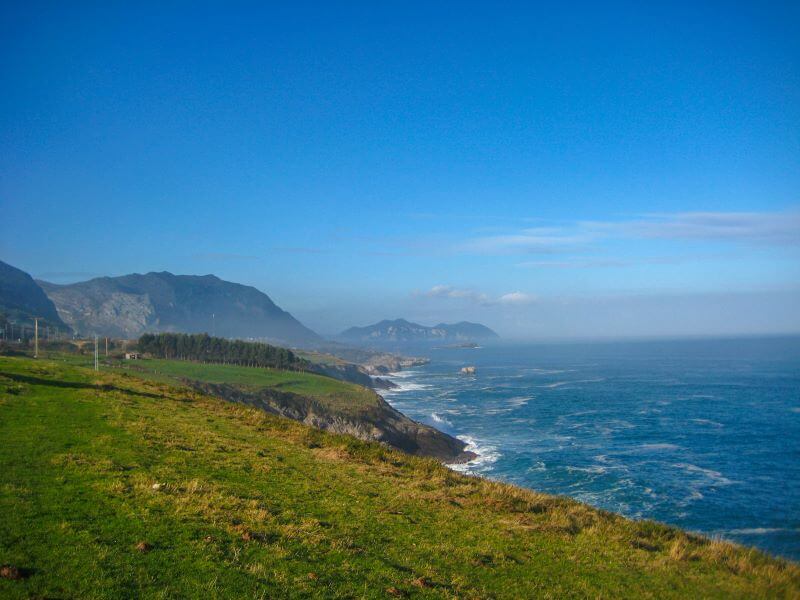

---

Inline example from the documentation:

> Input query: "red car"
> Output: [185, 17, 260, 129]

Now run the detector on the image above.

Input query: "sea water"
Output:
[380, 336, 800, 560]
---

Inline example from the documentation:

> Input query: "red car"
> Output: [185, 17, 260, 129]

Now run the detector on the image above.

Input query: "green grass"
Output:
[0, 355, 798, 599]
[54, 353, 381, 415]
[295, 350, 350, 367]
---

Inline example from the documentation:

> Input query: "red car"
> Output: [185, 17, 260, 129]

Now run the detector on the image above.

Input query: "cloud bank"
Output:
[461, 209, 800, 255]
[419, 285, 536, 307]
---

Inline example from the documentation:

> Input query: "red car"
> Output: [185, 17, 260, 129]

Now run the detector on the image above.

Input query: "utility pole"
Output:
[105, 337, 109, 357]
[212, 313, 215, 337]
[34, 318, 40, 358]
[94, 335, 99, 371]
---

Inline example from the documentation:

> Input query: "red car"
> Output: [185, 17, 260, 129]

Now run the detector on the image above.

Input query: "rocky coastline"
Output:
[188, 380, 475, 463]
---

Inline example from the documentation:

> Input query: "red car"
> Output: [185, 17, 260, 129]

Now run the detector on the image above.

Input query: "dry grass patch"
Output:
[311, 445, 351, 462]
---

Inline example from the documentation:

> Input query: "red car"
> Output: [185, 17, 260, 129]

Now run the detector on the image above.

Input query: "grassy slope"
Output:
[0, 356, 797, 599]
[295, 350, 350, 367]
[62, 354, 380, 416]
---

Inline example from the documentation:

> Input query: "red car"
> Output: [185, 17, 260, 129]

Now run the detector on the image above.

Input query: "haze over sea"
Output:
[381, 336, 800, 560]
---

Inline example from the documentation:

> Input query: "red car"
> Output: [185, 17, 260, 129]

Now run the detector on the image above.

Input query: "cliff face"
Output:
[38, 271, 321, 346]
[39, 283, 153, 338]
[188, 380, 475, 463]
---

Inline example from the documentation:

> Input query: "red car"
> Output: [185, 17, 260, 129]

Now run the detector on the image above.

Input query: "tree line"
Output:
[137, 333, 305, 370]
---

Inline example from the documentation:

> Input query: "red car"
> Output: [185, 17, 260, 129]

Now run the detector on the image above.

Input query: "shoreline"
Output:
[379, 367, 494, 471]
[376, 347, 800, 562]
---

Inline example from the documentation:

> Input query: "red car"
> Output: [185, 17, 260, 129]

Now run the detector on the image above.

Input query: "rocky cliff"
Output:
[188, 380, 475, 463]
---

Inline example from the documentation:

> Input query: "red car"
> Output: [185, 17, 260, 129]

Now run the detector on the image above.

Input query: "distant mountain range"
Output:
[1, 261, 500, 348]
[338, 318, 499, 343]
[0, 260, 68, 330]
[36, 271, 321, 346]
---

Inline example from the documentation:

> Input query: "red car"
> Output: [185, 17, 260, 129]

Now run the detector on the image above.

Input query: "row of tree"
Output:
[137, 333, 305, 370]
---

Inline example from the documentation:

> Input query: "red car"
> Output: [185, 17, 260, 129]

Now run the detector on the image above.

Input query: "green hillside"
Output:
[121, 358, 382, 415]
[0, 355, 797, 598]
[48, 350, 471, 462]
[53, 351, 380, 412]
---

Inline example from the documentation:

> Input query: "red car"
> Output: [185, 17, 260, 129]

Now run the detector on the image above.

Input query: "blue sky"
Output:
[1, 2, 798, 338]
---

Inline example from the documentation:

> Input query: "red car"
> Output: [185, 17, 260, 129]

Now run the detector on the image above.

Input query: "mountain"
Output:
[38, 271, 321, 346]
[0, 260, 68, 330]
[338, 318, 499, 343]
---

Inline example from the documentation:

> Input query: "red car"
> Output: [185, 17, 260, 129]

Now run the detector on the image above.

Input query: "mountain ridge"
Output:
[37, 270, 321, 346]
[338, 318, 499, 343]
[0, 260, 68, 330]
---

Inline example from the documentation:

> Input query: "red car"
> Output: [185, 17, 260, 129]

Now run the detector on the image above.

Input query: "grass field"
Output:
[55, 353, 381, 415]
[295, 350, 350, 367]
[1, 355, 798, 598]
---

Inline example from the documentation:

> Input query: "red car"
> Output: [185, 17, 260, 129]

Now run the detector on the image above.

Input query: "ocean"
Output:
[380, 336, 800, 560]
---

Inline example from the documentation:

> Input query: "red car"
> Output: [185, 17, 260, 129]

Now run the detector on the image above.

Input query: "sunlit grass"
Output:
[1, 355, 797, 598]
[53, 352, 380, 414]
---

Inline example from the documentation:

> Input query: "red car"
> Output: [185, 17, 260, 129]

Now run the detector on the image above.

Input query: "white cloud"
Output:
[419, 285, 536, 306]
[498, 291, 537, 305]
[459, 229, 591, 255]
[423, 285, 490, 304]
[460, 209, 800, 255]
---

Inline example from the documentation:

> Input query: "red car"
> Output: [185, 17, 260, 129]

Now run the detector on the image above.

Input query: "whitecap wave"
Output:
[507, 396, 532, 407]
[637, 443, 680, 452]
[386, 370, 422, 379]
[430, 412, 452, 426]
[382, 381, 431, 394]
[447, 435, 501, 473]
[726, 527, 799, 535]
[565, 465, 608, 474]
[540, 381, 570, 389]
[484, 407, 514, 415]
[673, 463, 734, 486]
[690, 418, 724, 427]
[527, 460, 547, 472]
